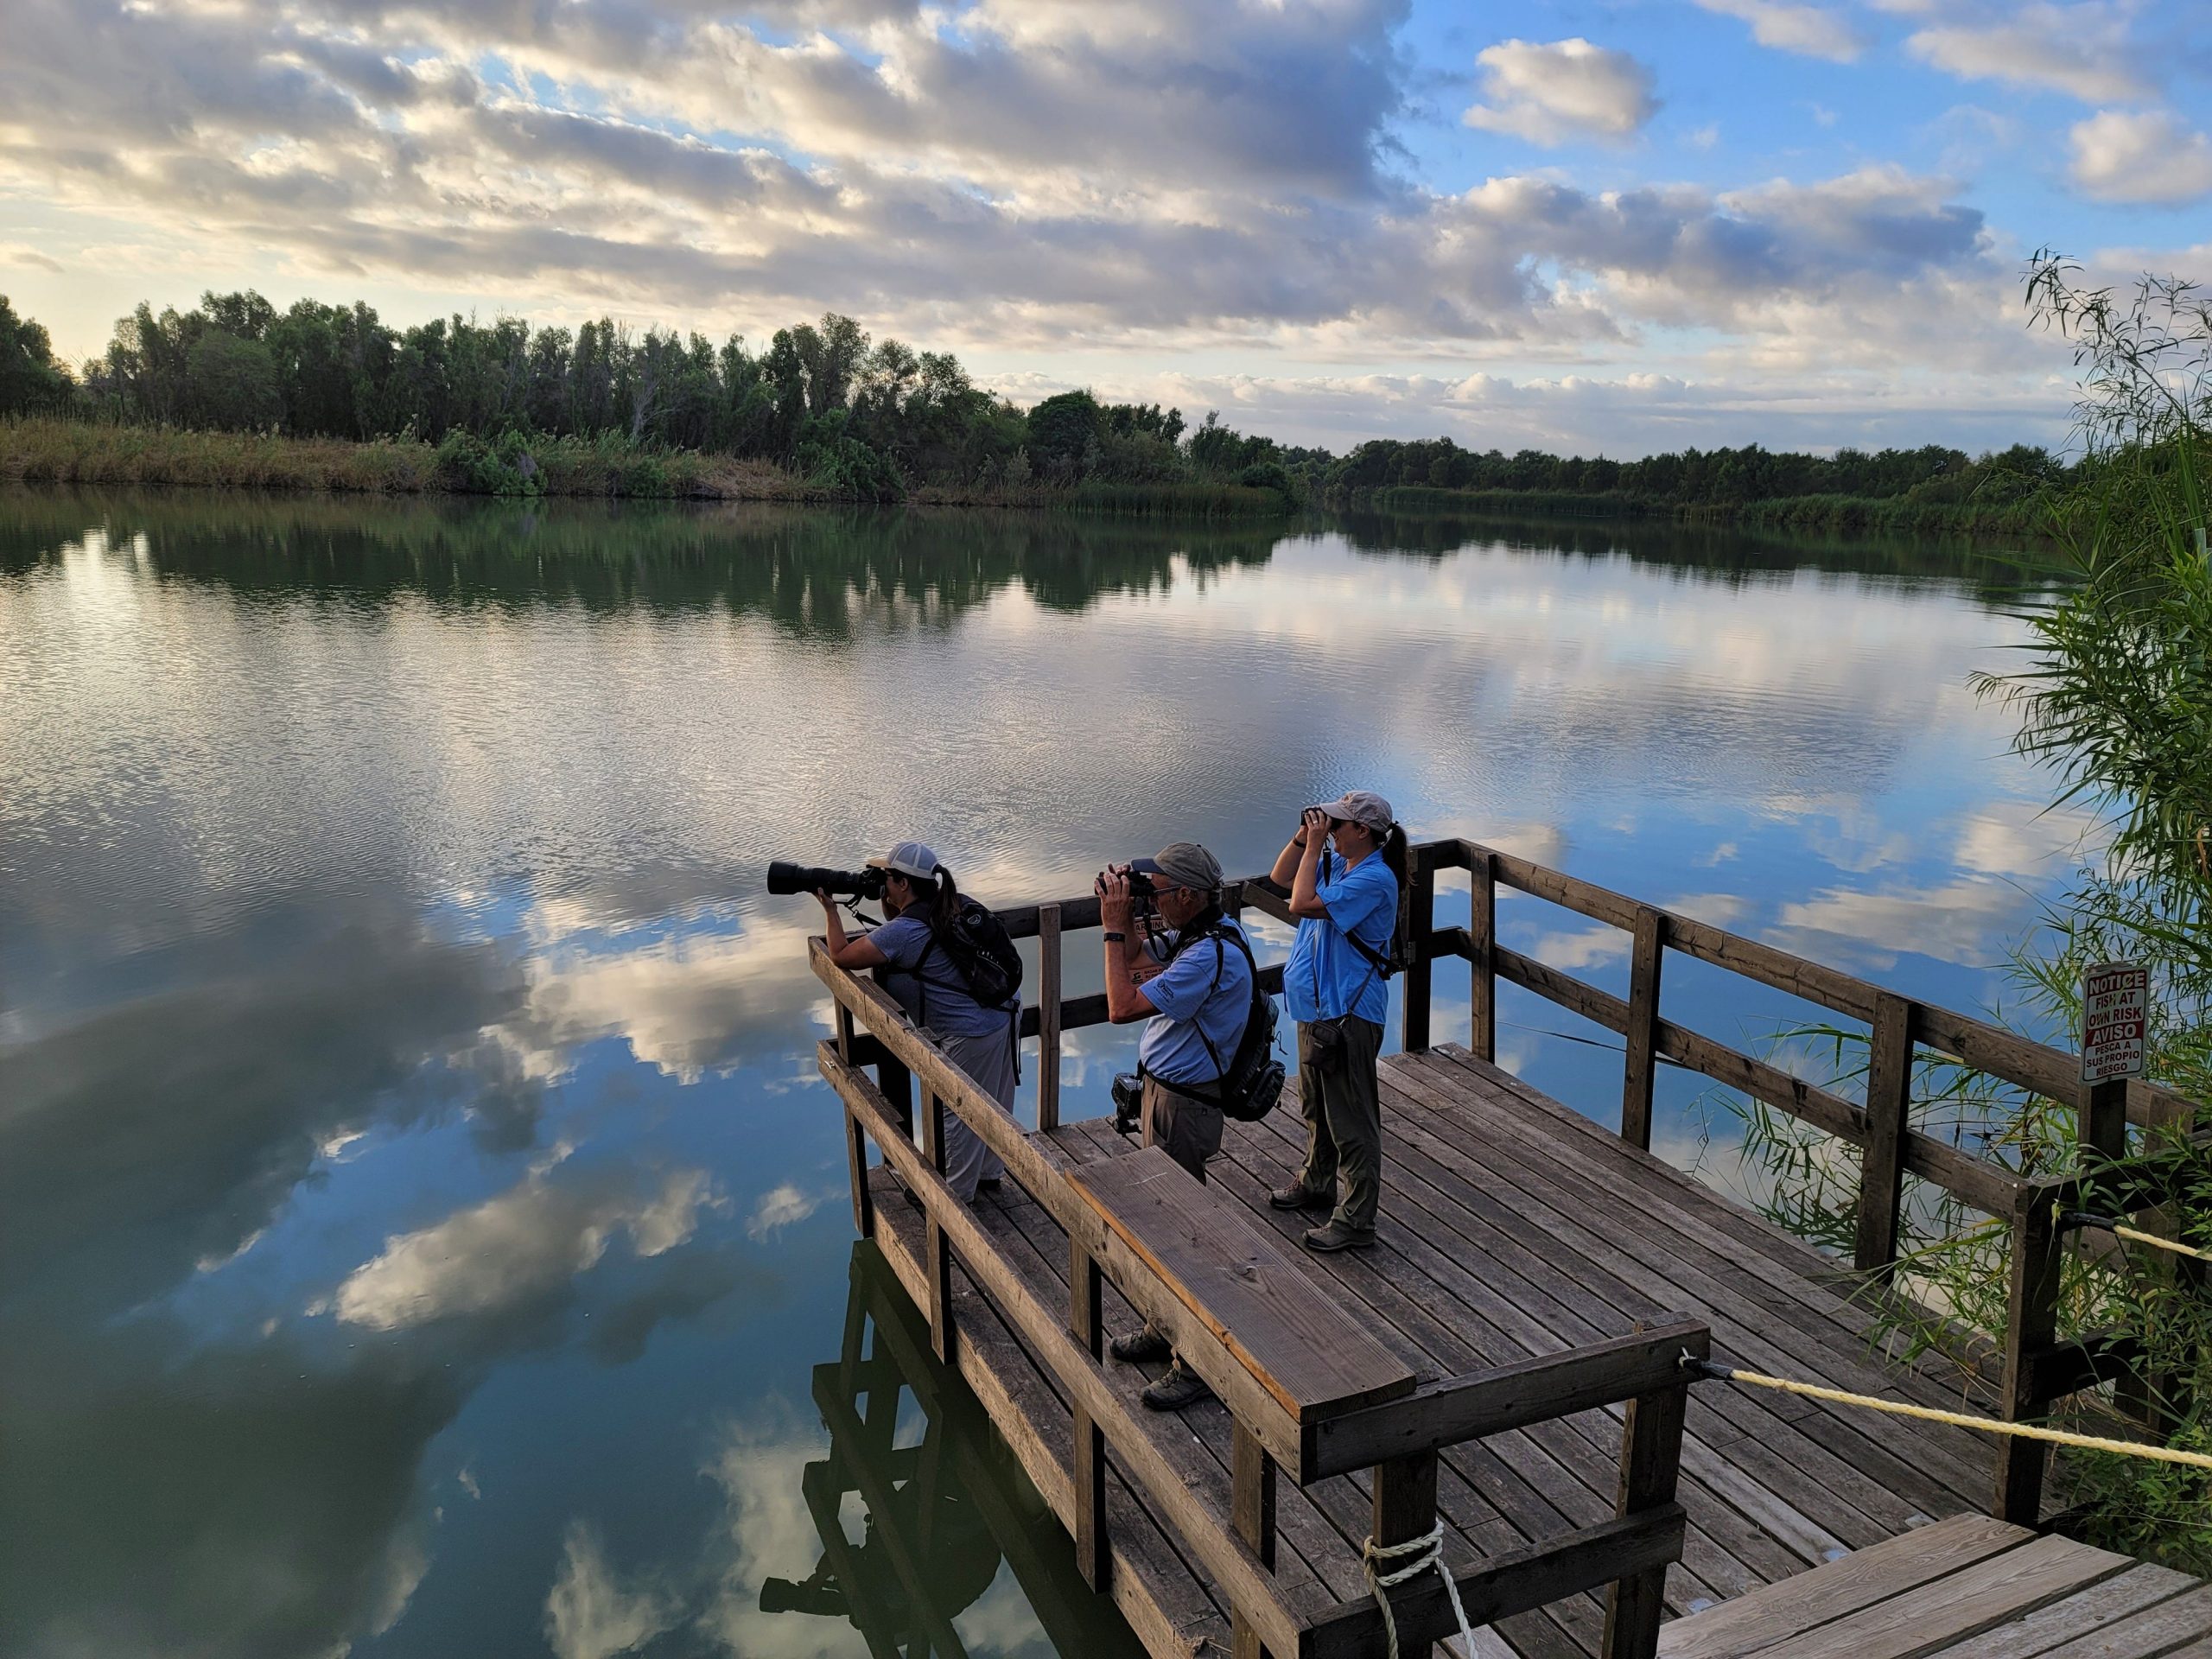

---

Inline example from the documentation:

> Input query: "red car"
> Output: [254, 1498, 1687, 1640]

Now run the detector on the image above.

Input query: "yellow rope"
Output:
[1694, 1361, 2212, 1472]
[2107, 1223, 2212, 1265]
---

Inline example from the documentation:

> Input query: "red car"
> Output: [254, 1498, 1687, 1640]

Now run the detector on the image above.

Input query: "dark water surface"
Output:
[0, 490, 2080, 1658]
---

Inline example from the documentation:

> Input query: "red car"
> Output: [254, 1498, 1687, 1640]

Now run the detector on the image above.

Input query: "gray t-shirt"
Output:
[874, 912, 1016, 1040]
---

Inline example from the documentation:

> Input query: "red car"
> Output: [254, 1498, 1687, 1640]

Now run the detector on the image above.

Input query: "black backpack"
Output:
[1178, 922, 1286, 1123]
[923, 899, 1025, 1011]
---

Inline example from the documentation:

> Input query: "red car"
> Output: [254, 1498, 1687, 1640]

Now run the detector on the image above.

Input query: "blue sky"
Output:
[2, 0, 2206, 454]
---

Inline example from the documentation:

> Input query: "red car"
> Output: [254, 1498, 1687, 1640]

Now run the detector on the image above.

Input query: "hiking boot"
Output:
[1269, 1180, 1333, 1211]
[1303, 1218, 1376, 1253]
[1109, 1327, 1171, 1364]
[1141, 1360, 1213, 1411]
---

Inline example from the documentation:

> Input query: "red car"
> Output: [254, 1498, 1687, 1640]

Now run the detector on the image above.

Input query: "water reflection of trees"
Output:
[1335, 507, 2062, 601]
[0, 489, 1289, 634]
[765, 1242, 1143, 1659]
[2, 488, 2060, 626]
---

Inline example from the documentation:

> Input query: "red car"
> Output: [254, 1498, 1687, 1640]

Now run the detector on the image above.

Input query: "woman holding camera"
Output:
[817, 840, 1017, 1202]
[1268, 791, 1407, 1251]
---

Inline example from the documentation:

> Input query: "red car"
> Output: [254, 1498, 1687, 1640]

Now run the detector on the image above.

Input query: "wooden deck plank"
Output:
[1922, 1563, 2206, 1659]
[1741, 1534, 2135, 1659]
[1656, 1515, 2031, 1659]
[2023, 1584, 2212, 1659]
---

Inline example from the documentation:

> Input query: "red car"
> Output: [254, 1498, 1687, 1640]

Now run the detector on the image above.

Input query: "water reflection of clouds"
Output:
[329, 1163, 723, 1332]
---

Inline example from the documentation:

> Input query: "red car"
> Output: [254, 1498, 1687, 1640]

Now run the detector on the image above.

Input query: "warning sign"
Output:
[2082, 962, 2148, 1084]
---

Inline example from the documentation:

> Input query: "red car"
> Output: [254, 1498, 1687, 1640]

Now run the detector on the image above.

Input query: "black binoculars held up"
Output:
[766, 861, 887, 900]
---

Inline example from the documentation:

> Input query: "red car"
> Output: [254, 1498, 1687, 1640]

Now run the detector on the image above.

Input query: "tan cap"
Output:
[1130, 841, 1224, 893]
[1310, 790, 1395, 834]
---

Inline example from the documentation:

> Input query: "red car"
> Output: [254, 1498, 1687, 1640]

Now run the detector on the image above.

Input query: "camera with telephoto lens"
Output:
[766, 861, 887, 900]
[1110, 1071, 1144, 1135]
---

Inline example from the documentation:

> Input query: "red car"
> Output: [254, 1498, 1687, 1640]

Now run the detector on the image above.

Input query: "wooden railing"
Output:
[812, 938, 1710, 1659]
[833, 836, 2206, 1535]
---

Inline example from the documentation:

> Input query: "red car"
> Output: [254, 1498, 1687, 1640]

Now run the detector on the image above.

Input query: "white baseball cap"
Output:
[866, 841, 941, 880]
[1309, 790, 1396, 833]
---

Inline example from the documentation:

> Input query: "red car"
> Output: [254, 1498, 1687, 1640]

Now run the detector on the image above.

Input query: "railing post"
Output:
[844, 1106, 875, 1240]
[1995, 1198, 2064, 1523]
[1037, 902, 1063, 1132]
[1604, 1316, 1694, 1659]
[1853, 993, 1918, 1277]
[923, 1087, 955, 1363]
[2081, 1076, 2129, 1163]
[1468, 845, 1497, 1063]
[1069, 1237, 1110, 1592]
[1620, 907, 1667, 1150]
[1230, 1415, 1282, 1659]
[1403, 853, 1436, 1054]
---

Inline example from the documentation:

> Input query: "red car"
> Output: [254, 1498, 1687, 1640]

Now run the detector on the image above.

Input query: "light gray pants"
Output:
[932, 1019, 1017, 1202]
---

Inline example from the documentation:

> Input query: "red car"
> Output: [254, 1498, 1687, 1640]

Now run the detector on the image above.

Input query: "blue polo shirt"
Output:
[1138, 919, 1254, 1088]
[1285, 850, 1396, 1026]
[873, 912, 1016, 1040]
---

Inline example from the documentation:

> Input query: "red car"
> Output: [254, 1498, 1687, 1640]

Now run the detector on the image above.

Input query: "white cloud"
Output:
[331, 1166, 718, 1330]
[1463, 38, 1659, 148]
[1906, 5, 2146, 103]
[1693, 0, 1866, 62]
[545, 1521, 680, 1659]
[2069, 110, 2212, 205]
[743, 1181, 833, 1241]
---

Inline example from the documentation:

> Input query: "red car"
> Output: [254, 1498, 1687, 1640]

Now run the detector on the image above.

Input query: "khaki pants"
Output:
[1296, 1016, 1383, 1230]
[1141, 1076, 1224, 1184]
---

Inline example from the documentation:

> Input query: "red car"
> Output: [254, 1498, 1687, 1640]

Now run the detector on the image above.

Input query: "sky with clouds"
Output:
[2, 0, 2207, 455]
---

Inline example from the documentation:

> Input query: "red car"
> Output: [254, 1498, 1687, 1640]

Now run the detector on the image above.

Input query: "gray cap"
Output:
[866, 840, 941, 880]
[1130, 841, 1224, 893]
[1310, 790, 1396, 834]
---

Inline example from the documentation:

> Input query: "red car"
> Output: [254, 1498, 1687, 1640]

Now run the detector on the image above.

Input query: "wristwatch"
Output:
[1102, 931, 1126, 943]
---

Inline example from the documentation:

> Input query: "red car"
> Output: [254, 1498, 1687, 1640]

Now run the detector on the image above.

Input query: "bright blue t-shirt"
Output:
[1138, 919, 1255, 1089]
[1284, 849, 1396, 1026]
[873, 912, 1016, 1040]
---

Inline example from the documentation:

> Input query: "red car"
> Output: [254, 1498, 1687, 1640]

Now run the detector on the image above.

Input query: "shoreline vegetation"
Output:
[0, 285, 2078, 533]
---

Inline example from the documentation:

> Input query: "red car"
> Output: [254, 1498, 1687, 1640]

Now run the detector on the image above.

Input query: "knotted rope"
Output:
[1361, 1522, 1477, 1659]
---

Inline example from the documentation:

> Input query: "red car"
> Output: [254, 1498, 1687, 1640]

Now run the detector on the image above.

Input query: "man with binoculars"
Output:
[1094, 840, 1255, 1410]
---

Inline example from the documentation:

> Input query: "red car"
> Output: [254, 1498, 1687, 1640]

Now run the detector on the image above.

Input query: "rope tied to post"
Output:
[2061, 1211, 2212, 1265]
[1361, 1522, 1477, 1659]
[1682, 1352, 2212, 1472]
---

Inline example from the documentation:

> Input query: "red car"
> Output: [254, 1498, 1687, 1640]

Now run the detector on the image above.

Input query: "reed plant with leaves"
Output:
[1724, 253, 2212, 1571]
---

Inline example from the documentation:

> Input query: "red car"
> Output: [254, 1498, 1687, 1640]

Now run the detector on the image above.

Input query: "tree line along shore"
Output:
[2, 289, 2069, 534]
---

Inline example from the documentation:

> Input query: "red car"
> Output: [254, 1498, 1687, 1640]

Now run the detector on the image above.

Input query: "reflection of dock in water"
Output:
[762, 1241, 1147, 1659]
[810, 836, 2209, 1659]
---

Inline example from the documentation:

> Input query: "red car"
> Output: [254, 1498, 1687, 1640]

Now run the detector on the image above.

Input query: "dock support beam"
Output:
[1469, 848, 1497, 1063]
[1069, 1238, 1110, 1593]
[1403, 855, 1436, 1054]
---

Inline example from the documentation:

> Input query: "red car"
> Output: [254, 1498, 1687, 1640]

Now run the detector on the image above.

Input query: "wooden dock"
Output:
[1659, 1512, 2212, 1659]
[808, 836, 2209, 1659]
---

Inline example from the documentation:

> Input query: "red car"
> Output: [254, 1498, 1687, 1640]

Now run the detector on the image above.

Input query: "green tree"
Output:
[0, 296, 70, 413]
[183, 329, 282, 429]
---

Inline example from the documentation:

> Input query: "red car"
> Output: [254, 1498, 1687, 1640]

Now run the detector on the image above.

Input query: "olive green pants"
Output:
[1296, 1015, 1384, 1231]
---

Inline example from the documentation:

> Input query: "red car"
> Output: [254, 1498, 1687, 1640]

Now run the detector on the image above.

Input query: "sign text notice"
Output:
[2082, 961, 2148, 1084]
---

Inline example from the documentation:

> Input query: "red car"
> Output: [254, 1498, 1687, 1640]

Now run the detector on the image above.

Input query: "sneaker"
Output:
[975, 1176, 1003, 1193]
[1141, 1360, 1213, 1410]
[1109, 1327, 1171, 1364]
[1269, 1181, 1332, 1211]
[1303, 1218, 1377, 1253]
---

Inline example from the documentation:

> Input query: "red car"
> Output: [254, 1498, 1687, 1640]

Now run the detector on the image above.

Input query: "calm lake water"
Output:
[0, 489, 2082, 1659]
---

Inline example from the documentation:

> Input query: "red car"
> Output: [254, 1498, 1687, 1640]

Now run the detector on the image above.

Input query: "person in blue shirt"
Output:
[817, 841, 1019, 1203]
[1095, 839, 1254, 1410]
[1268, 790, 1407, 1251]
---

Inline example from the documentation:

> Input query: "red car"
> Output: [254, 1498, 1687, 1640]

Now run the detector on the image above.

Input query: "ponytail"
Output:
[1380, 823, 1410, 895]
[921, 864, 962, 949]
